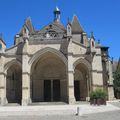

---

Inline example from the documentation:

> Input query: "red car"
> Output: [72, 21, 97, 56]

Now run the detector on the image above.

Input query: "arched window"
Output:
[92, 41, 94, 47]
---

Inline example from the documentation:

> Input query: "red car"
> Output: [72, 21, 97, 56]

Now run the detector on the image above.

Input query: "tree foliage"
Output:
[113, 69, 120, 92]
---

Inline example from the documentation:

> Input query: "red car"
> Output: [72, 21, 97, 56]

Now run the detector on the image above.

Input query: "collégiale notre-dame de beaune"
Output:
[0, 7, 114, 106]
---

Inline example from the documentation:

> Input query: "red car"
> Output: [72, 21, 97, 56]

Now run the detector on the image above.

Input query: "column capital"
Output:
[22, 72, 30, 76]
[68, 70, 74, 74]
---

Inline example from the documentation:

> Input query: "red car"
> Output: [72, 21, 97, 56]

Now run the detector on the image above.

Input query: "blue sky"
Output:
[0, 0, 120, 61]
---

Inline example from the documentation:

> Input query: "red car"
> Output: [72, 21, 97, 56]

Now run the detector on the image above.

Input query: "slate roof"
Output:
[72, 15, 84, 34]
[52, 21, 66, 31]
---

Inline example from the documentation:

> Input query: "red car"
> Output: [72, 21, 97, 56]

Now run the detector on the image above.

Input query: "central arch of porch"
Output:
[29, 47, 68, 103]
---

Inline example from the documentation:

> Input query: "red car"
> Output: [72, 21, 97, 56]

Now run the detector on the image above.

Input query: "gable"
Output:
[38, 22, 66, 33]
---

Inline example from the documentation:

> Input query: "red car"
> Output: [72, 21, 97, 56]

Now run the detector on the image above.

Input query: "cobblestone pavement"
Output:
[0, 110, 120, 120]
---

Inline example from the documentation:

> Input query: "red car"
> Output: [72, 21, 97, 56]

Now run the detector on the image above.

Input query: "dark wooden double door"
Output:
[44, 80, 60, 102]
[74, 81, 80, 101]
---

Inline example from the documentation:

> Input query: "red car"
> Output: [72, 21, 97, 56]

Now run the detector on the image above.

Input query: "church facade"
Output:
[0, 7, 114, 106]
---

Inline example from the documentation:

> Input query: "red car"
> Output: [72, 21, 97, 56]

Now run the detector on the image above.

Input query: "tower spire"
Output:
[53, 6, 61, 22]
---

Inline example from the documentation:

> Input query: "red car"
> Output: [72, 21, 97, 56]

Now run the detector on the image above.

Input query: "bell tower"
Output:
[54, 6, 61, 22]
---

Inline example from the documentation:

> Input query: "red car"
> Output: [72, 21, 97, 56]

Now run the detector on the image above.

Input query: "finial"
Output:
[55, 6, 60, 12]
[91, 32, 94, 38]
[53, 6, 61, 22]
[112, 57, 114, 63]
[67, 17, 71, 25]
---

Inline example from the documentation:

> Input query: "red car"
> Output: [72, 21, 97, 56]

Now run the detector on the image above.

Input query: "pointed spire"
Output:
[53, 6, 61, 22]
[112, 57, 114, 64]
[19, 17, 34, 35]
[24, 17, 34, 33]
[90, 32, 95, 40]
[67, 17, 71, 26]
[72, 15, 84, 34]
[91, 32, 94, 38]
[0, 33, 6, 45]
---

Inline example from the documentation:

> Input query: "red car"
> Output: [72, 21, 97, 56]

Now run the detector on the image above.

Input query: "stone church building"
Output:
[0, 7, 114, 106]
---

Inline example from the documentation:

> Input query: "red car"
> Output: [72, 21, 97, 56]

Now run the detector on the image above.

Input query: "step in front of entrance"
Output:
[29, 102, 67, 106]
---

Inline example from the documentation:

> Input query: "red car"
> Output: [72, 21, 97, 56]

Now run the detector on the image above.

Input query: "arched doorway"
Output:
[6, 63, 22, 104]
[31, 51, 67, 102]
[74, 62, 90, 101]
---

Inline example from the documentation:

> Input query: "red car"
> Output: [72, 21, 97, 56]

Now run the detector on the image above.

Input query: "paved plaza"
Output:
[0, 110, 120, 120]
[0, 101, 120, 120]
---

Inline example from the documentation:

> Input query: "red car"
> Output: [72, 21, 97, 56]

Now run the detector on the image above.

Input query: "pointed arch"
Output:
[73, 58, 92, 101]
[4, 59, 22, 73]
[73, 58, 91, 71]
[29, 47, 67, 102]
[4, 59, 22, 104]
[29, 47, 67, 69]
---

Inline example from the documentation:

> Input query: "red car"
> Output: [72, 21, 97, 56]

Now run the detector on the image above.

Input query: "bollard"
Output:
[77, 107, 79, 115]
[76, 107, 82, 116]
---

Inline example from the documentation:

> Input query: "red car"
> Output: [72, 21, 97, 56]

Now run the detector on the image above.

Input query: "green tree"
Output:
[113, 69, 120, 98]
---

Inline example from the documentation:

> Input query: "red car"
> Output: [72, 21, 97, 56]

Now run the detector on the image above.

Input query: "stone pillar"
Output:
[86, 75, 90, 101]
[22, 38, 31, 106]
[108, 86, 114, 100]
[67, 37, 75, 104]
[91, 48, 104, 90]
[107, 60, 114, 100]
[0, 73, 8, 105]
[67, 71, 75, 104]
[22, 72, 31, 106]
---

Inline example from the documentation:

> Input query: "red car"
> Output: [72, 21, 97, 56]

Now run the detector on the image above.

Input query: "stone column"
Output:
[0, 73, 8, 105]
[22, 39, 31, 106]
[91, 48, 104, 90]
[86, 75, 89, 101]
[107, 60, 114, 100]
[22, 72, 31, 106]
[0, 55, 8, 105]
[67, 70, 75, 104]
[67, 38, 75, 104]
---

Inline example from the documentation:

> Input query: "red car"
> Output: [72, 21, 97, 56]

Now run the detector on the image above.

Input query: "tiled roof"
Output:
[52, 21, 66, 31]
[72, 15, 84, 34]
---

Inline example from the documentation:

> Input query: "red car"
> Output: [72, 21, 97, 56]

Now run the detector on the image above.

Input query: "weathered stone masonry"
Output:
[0, 7, 114, 106]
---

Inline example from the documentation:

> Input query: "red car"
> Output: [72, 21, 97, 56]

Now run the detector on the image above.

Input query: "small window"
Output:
[92, 41, 94, 47]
